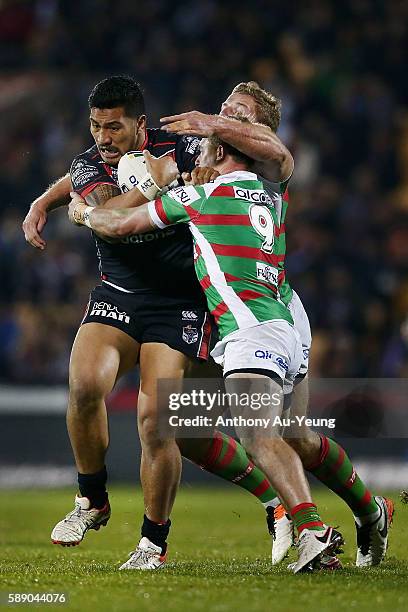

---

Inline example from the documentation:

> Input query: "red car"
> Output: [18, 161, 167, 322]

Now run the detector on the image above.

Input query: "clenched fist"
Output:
[182, 167, 220, 186]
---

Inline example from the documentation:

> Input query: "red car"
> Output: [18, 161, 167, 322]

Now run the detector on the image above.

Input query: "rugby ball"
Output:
[117, 151, 146, 193]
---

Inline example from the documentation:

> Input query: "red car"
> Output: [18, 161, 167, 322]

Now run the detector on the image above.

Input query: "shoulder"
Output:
[70, 144, 116, 194]
[71, 144, 100, 165]
[70, 145, 101, 174]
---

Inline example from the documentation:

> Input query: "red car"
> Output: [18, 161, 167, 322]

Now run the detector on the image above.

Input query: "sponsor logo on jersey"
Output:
[256, 262, 278, 285]
[254, 350, 289, 371]
[233, 187, 272, 205]
[120, 227, 176, 244]
[168, 186, 201, 206]
[182, 324, 199, 344]
[71, 159, 100, 188]
[183, 136, 200, 155]
[182, 310, 198, 321]
[89, 301, 130, 324]
[302, 347, 310, 360]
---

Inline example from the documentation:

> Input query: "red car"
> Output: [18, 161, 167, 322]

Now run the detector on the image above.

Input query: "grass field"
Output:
[1, 486, 407, 612]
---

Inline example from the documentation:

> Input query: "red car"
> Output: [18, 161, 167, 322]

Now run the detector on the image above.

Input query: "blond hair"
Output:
[231, 81, 281, 132]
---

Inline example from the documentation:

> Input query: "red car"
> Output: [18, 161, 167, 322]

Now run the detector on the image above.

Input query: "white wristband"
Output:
[83, 206, 94, 228]
[136, 172, 161, 200]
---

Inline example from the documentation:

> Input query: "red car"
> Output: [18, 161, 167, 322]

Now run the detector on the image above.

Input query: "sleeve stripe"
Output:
[148, 199, 168, 229]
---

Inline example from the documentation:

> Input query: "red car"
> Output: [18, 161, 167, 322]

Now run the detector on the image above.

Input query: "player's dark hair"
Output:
[88, 75, 145, 118]
[208, 115, 254, 167]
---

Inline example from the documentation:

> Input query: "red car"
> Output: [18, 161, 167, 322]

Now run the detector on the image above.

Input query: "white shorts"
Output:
[211, 319, 303, 392]
[288, 290, 311, 377]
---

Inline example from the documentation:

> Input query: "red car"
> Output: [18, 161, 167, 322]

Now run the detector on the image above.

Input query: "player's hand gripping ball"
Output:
[118, 150, 179, 196]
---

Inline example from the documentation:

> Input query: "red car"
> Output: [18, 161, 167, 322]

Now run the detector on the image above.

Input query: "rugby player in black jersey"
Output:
[22, 76, 298, 567]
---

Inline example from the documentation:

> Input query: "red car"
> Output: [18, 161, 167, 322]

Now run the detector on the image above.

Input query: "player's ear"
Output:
[216, 144, 224, 162]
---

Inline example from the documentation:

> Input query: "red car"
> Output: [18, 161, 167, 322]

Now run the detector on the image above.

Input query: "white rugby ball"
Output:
[117, 151, 146, 193]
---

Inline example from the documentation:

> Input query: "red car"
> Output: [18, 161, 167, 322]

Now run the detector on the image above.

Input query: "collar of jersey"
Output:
[216, 170, 258, 183]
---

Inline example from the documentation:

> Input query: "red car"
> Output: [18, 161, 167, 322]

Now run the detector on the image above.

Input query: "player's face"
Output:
[220, 93, 258, 120]
[195, 138, 217, 167]
[90, 107, 146, 165]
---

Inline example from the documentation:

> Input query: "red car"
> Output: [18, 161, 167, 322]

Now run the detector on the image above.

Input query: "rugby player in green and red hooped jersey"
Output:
[162, 81, 394, 568]
[69, 132, 345, 573]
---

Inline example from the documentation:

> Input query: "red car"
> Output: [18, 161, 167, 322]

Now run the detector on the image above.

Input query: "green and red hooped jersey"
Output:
[148, 171, 293, 340]
[259, 174, 293, 307]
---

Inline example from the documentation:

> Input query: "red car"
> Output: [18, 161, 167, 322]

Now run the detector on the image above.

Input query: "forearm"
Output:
[98, 188, 149, 210]
[32, 174, 72, 212]
[213, 117, 293, 181]
[88, 207, 137, 237]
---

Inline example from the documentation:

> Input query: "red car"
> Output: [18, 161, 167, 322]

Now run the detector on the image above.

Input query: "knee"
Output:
[69, 372, 107, 414]
[285, 431, 320, 461]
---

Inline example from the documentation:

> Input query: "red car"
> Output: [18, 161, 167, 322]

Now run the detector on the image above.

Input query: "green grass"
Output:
[1, 486, 407, 612]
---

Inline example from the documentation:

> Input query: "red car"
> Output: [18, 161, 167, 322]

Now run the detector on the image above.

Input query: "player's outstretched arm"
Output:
[22, 173, 72, 249]
[68, 192, 155, 238]
[161, 111, 293, 183]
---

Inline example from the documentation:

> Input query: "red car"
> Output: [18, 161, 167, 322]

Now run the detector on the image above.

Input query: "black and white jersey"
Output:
[70, 129, 205, 303]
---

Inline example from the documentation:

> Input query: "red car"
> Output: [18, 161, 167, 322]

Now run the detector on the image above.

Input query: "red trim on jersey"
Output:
[140, 132, 149, 151]
[197, 214, 251, 226]
[275, 223, 285, 237]
[78, 181, 116, 198]
[212, 300, 229, 323]
[224, 272, 277, 294]
[198, 314, 213, 360]
[224, 272, 240, 283]
[153, 141, 176, 147]
[199, 274, 211, 291]
[211, 243, 284, 266]
[102, 163, 114, 177]
[154, 198, 170, 226]
[237, 289, 268, 302]
[210, 185, 235, 198]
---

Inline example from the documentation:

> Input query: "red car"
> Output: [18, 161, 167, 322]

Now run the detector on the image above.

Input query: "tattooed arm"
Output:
[84, 183, 150, 210]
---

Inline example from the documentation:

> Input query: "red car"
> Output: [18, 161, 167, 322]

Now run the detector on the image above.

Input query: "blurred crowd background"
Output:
[0, 0, 407, 384]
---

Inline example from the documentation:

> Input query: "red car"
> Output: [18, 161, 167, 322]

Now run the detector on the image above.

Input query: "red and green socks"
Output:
[307, 436, 380, 525]
[290, 503, 325, 534]
[199, 431, 280, 507]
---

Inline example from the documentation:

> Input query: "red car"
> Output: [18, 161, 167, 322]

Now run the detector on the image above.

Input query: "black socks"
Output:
[78, 466, 108, 509]
[141, 514, 171, 554]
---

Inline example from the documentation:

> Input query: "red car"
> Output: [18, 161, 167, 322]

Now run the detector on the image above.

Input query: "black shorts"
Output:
[81, 284, 215, 361]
